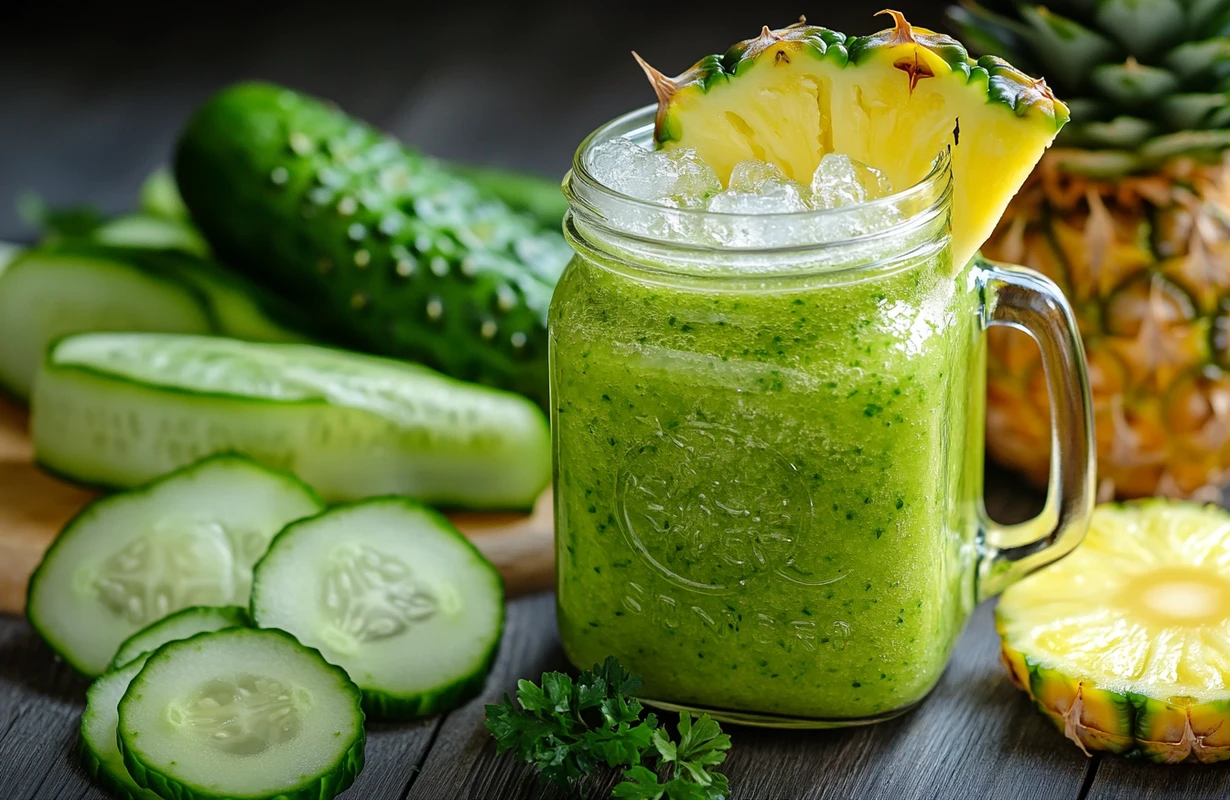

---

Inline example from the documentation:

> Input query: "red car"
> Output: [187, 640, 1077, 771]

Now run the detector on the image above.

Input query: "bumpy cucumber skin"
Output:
[25, 453, 324, 677]
[108, 605, 251, 672]
[175, 82, 569, 408]
[250, 496, 506, 720]
[118, 628, 365, 800]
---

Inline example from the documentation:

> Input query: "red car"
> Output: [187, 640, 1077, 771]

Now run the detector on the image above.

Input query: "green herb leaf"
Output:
[613, 765, 666, 799]
[485, 658, 731, 799]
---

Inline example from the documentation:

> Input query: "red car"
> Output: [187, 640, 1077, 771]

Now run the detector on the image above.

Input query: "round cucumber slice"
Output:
[118, 628, 365, 800]
[110, 605, 250, 672]
[251, 498, 505, 718]
[33, 332, 551, 508]
[26, 454, 324, 676]
[81, 655, 161, 800]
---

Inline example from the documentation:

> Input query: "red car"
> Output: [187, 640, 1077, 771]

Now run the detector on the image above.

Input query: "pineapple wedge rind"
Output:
[997, 500, 1230, 764]
[640, 12, 1068, 270]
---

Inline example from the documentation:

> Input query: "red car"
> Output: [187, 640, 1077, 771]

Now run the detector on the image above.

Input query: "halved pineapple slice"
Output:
[637, 10, 1069, 268]
[998, 501, 1230, 764]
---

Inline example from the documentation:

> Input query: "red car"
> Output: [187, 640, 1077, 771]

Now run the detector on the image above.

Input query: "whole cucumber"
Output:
[175, 82, 570, 407]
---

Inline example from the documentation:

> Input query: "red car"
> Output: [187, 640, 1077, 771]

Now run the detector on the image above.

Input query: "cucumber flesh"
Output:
[94, 214, 210, 257]
[26, 454, 323, 676]
[0, 249, 213, 398]
[110, 605, 250, 672]
[0, 246, 309, 400]
[251, 497, 504, 718]
[81, 655, 161, 800]
[118, 628, 365, 800]
[33, 333, 551, 508]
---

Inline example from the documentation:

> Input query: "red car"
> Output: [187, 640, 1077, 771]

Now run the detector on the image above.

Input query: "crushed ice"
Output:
[584, 137, 905, 247]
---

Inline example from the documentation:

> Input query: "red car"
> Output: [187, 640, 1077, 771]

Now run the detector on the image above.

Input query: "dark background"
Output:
[0, 0, 950, 239]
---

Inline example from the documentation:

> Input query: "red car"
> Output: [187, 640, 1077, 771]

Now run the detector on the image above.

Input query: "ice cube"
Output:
[727, 159, 789, 192]
[704, 181, 812, 247]
[586, 137, 721, 209]
[809, 153, 893, 210]
[586, 136, 656, 199]
[649, 149, 723, 208]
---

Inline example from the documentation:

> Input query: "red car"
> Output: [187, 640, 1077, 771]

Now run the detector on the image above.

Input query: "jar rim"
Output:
[564, 104, 953, 259]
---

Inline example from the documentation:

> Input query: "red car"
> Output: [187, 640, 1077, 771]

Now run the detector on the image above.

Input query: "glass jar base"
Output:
[640, 695, 927, 729]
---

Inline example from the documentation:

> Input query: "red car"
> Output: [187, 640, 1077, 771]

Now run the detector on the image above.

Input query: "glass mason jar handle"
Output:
[975, 258, 1096, 601]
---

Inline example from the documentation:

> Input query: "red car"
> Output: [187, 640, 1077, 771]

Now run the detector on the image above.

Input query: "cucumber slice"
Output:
[26, 454, 323, 676]
[110, 605, 250, 671]
[81, 655, 161, 800]
[33, 333, 551, 508]
[118, 628, 365, 800]
[251, 497, 505, 718]
[0, 249, 213, 398]
[94, 213, 210, 257]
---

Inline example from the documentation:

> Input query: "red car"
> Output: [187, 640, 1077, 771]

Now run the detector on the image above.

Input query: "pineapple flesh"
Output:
[637, 11, 1069, 269]
[997, 501, 1230, 763]
[949, 0, 1230, 499]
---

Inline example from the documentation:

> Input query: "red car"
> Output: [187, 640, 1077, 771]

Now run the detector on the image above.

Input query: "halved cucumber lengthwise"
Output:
[251, 498, 505, 718]
[118, 628, 365, 800]
[0, 246, 308, 400]
[110, 605, 250, 672]
[26, 454, 323, 676]
[81, 656, 161, 800]
[32, 332, 552, 508]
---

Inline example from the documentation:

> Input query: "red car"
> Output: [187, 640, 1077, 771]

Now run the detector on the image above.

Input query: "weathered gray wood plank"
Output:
[0, 615, 96, 797]
[1086, 759, 1230, 800]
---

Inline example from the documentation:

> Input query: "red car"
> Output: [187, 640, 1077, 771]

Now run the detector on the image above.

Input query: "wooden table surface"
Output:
[2, 2, 1228, 798]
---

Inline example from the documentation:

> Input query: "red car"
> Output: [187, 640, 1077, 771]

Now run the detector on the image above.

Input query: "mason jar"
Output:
[550, 106, 1094, 727]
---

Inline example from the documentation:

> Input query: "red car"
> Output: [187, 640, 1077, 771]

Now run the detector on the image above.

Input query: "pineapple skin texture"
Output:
[996, 500, 1230, 764]
[999, 637, 1230, 764]
[983, 153, 1230, 500]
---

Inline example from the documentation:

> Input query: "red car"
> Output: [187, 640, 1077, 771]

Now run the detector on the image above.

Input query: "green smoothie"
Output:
[550, 235, 986, 721]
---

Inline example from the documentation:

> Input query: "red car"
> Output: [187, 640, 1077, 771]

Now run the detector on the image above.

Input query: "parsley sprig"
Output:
[485, 657, 732, 799]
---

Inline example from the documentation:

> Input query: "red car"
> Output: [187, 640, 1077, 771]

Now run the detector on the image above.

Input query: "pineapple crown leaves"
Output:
[947, 0, 1230, 169]
[634, 11, 1067, 144]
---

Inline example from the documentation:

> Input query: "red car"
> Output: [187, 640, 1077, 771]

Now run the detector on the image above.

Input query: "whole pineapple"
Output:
[949, 0, 1230, 499]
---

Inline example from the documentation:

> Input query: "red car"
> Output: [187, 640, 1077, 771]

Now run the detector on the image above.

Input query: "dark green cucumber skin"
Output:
[175, 82, 569, 407]
[119, 628, 365, 800]
[443, 162, 567, 232]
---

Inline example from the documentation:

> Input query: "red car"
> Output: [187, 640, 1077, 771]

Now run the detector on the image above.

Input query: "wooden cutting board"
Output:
[0, 395, 556, 614]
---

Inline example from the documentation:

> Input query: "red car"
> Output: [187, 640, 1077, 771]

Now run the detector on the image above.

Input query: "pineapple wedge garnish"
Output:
[998, 501, 1230, 764]
[636, 10, 1069, 268]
